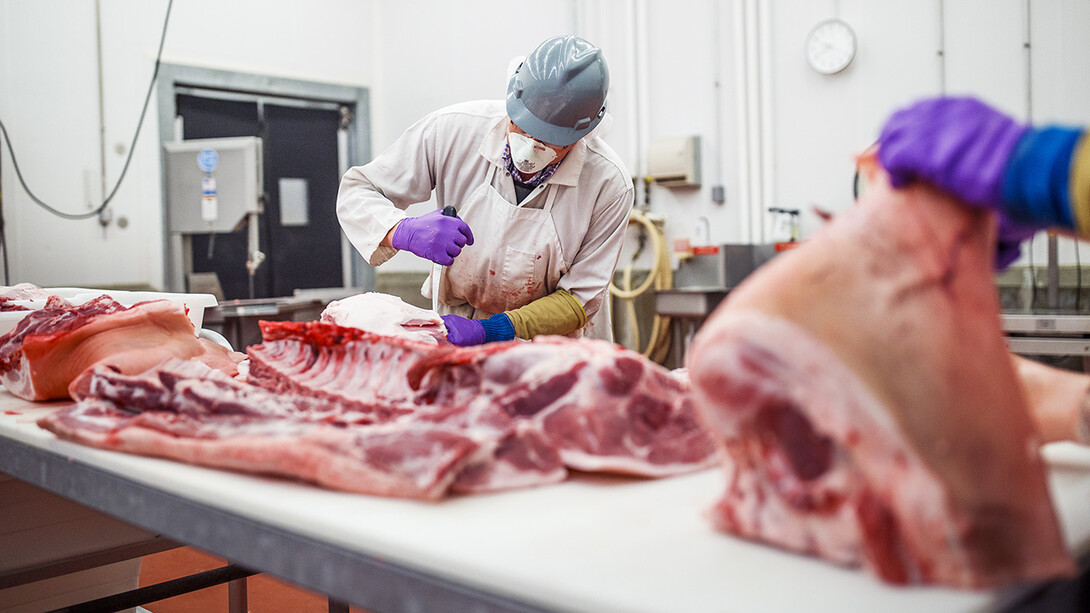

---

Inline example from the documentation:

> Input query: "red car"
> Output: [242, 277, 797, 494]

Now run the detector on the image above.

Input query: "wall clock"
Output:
[806, 18, 857, 75]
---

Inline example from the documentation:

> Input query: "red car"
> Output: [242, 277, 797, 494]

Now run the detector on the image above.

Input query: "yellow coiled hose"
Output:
[609, 208, 672, 364]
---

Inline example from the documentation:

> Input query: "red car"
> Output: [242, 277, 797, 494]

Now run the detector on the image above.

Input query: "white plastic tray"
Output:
[0, 288, 218, 337]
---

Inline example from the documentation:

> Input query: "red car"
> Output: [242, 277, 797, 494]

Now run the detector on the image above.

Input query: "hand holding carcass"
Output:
[878, 97, 1027, 208]
[877, 96, 1089, 268]
[441, 314, 486, 346]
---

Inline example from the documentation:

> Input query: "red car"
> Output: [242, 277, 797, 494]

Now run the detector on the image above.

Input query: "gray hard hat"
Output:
[506, 35, 609, 147]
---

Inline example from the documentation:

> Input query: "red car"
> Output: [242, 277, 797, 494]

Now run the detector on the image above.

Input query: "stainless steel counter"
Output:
[654, 287, 729, 365]
[203, 296, 326, 351]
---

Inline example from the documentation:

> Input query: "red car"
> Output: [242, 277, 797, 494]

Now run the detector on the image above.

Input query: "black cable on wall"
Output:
[0, 0, 173, 221]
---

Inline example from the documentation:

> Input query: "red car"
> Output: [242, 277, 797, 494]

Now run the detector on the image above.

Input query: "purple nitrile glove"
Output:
[391, 209, 474, 266]
[877, 97, 1029, 208]
[441, 314, 486, 346]
[995, 214, 1038, 270]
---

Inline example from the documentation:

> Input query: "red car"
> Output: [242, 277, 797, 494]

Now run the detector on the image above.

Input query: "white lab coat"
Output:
[336, 100, 634, 341]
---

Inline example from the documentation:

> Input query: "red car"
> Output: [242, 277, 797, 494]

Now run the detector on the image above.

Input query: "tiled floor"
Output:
[138, 547, 369, 613]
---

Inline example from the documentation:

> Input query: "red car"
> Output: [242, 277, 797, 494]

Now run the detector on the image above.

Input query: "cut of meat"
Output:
[0, 283, 55, 301]
[40, 359, 481, 500]
[1013, 355, 1090, 444]
[73, 358, 368, 425]
[246, 321, 567, 492]
[245, 321, 453, 420]
[409, 336, 718, 477]
[687, 158, 1075, 587]
[448, 426, 568, 495]
[0, 298, 31, 312]
[0, 296, 241, 401]
[321, 292, 449, 344]
[37, 321, 712, 499]
[241, 322, 709, 490]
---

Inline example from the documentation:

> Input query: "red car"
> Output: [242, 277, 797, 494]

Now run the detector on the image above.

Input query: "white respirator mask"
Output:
[508, 132, 557, 175]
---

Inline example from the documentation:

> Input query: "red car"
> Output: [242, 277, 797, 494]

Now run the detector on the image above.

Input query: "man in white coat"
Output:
[337, 34, 634, 346]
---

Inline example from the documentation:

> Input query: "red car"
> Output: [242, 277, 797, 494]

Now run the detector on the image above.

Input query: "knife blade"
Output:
[432, 205, 459, 313]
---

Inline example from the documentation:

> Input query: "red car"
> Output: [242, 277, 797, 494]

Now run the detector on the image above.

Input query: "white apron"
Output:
[423, 163, 611, 340]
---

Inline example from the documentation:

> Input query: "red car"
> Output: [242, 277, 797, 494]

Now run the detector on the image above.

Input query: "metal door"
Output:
[176, 94, 342, 300]
[263, 104, 342, 298]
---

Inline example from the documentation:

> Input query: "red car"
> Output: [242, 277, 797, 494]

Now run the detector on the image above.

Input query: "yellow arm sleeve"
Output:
[505, 290, 587, 340]
[1070, 133, 1090, 236]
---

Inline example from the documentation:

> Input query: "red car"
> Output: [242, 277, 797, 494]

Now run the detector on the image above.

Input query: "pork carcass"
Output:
[247, 322, 713, 488]
[0, 296, 241, 401]
[409, 336, 718, 478]
[687, 158, 1075, 587]
[38, 359, 481, 500]
[321, 292, 448, 344]
[37, 318, 713, 499]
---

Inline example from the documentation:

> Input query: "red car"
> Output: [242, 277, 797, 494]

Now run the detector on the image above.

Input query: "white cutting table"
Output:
[2, 390, 1089, 613]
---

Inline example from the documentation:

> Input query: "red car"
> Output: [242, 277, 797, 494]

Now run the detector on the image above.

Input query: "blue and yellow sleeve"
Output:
[478, 290, 588, 343]
[1001, 126, 1089, 233]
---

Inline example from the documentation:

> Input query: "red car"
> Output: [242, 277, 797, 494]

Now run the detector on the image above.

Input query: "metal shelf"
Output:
[1002, 314, 1090, 356]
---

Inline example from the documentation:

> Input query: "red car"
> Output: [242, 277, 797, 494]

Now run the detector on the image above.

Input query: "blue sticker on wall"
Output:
[197, 148, 219, 173]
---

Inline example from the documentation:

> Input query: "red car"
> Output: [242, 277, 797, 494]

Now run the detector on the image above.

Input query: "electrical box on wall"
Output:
[163, 136, 263, 233]
[648, 135, 701, 188]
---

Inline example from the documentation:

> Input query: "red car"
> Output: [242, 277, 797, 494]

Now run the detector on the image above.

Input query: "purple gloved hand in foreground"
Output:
[441, 314, 486, 346]
[877, 97, 1029, 209]
[391, 209, 474, 266]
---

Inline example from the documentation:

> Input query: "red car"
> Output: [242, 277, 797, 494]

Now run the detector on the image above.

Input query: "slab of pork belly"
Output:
[0, 296, 240, 401]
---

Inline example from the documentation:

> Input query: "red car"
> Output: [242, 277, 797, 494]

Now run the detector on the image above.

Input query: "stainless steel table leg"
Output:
[673, 318, 685, 365]
[685, 320, 698, 364]
[228, 576, 248, 613]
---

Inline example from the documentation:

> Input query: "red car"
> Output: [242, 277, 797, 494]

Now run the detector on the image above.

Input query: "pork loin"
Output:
[687, 159, 1075, 587]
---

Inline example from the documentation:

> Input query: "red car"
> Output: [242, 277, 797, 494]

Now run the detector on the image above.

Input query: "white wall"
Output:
[0, 0, 376, 289]
[759, 0, 1090, 266]
[1, 0, 109, 286]
[1, 0, 1089, 289]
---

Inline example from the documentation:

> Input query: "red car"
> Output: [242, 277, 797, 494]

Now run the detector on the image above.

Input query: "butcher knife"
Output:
[432, 205, 459, 312]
